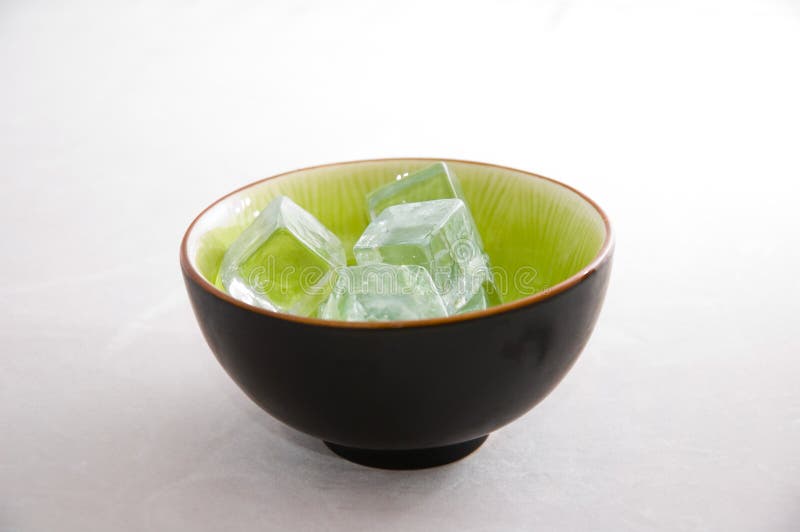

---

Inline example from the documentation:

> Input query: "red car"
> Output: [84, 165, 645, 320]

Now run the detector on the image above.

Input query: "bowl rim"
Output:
[180, 157, 614, 329]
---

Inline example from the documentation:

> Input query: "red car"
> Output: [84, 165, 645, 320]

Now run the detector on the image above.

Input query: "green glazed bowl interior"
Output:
[184, 158, 610, 322]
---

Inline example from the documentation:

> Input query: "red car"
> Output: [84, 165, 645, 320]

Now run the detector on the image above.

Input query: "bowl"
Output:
[180, 158, 614, 469]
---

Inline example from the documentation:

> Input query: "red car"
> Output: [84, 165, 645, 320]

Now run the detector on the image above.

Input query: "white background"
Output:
[1, 1, 799, 530]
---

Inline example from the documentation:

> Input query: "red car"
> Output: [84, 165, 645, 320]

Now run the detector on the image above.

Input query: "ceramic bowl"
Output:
[180, 158, 613, 469]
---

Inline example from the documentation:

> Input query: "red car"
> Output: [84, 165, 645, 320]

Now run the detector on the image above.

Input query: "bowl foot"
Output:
[323, 435, 488, 470]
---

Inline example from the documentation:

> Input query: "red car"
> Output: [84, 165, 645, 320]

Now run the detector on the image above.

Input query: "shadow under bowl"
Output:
[180, 158, 614, 469]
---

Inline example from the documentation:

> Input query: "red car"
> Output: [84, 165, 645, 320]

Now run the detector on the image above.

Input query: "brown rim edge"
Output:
[180, 157, 615, 329]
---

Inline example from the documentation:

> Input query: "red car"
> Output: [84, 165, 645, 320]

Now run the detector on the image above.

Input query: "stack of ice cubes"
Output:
[218, 162, 500, 322]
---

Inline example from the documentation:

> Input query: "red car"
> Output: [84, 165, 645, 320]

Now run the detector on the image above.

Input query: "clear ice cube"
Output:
[458, 279, 503, 313]
[353, 199, 498, 314]
[219, 195, 346, 316]
[367, 162, 466, 219]
[319, 264, 447, 322]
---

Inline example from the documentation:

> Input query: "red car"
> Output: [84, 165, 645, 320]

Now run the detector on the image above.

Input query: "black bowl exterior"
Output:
[181, 253, 612, 450]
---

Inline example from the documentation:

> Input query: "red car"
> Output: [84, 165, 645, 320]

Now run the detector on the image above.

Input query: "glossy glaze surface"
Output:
[183, 255, 611, 449]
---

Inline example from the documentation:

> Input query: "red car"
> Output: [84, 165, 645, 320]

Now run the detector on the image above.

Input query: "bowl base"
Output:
[323, 435, 488, 470]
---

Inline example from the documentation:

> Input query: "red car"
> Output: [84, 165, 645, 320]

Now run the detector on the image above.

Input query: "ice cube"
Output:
[367, 162, 467, 219]
[458, 279, 504, 313]
[319, 264, 447, 322]
[353, 199, 498, 314]
[219, 195, 346, 315]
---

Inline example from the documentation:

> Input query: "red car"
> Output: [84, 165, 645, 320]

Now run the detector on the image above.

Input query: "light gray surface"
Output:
[1, 1, 798, 530]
